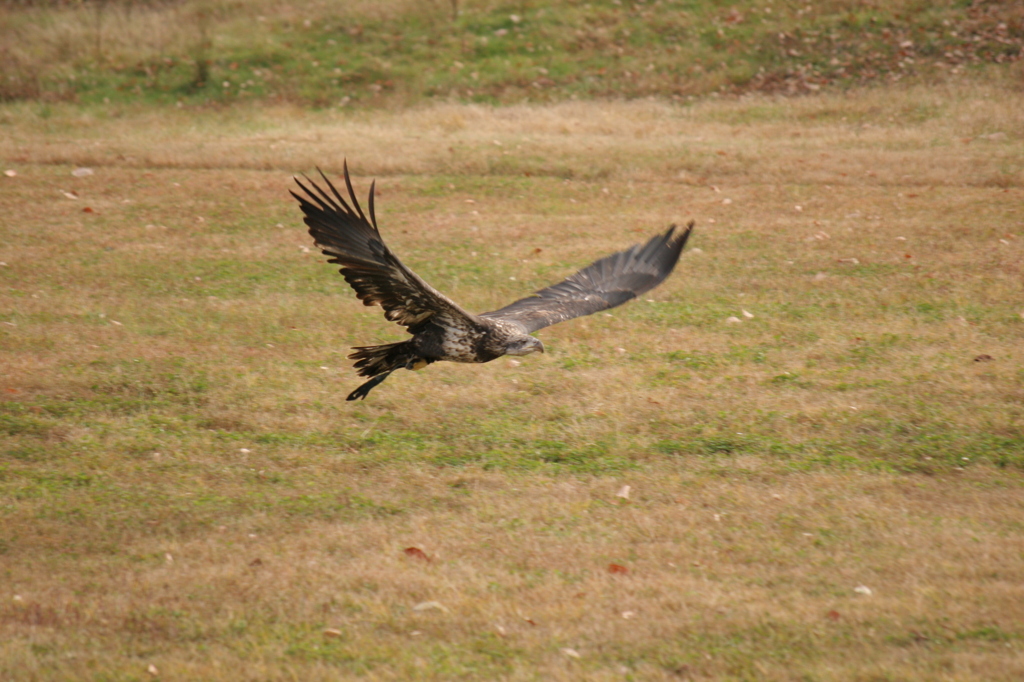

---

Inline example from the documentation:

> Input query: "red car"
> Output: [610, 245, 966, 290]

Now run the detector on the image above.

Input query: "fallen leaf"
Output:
[404, 546, 431, 561]
[725, 316, 742, 324]
[413, 601, 448, 613]
[826, 610, 841, 621]
[323, 628, 343, 639]
[608, 563, 629, 575]
[83, 207, 94, 213]
[147, 664, 159, 676]
[854, 585, 872, 596]
[974, 354, 994, 362]
[742, 309, 754, 319]
[4, 169, 16, 177]
[62, 191, 79, 200]
[72, 167, 94, 177]
[561, 648, 581, 659]
[615, 485, 631, 500]
[621, 611, 636, 619]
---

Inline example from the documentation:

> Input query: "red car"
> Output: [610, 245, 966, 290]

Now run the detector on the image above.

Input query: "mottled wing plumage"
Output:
[480, 223, 693, 334]
[291, 164, 478, 333]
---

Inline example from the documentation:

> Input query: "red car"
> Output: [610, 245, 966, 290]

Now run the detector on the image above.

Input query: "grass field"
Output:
[2, 77, 1024, 679]
[3, 0, 1022, 105]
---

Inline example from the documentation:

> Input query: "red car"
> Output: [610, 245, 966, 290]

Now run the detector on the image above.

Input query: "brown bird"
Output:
[292, 163, 693, 400]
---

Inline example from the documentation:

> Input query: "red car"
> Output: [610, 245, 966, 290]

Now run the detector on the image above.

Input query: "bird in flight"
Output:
[292, 163, 693, 400]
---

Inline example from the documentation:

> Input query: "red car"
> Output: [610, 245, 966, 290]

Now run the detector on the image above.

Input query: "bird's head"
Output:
[504, 335, 545, 357]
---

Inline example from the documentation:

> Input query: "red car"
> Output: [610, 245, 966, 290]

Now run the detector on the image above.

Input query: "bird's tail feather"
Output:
[348, 341, 416, 378]
[346, 341, 426, 401]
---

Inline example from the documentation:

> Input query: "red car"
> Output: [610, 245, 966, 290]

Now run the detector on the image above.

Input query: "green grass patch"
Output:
[2, 1, 1021, 107]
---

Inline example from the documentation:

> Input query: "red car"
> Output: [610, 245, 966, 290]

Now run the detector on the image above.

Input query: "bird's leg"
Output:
[346, 371, 395, 401]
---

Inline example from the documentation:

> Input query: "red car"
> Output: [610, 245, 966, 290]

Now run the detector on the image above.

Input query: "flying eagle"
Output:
[292, 164, 693, 401]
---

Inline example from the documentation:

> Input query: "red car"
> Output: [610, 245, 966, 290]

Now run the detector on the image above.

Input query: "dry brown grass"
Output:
[4, 470, 1024, 680]
[1, 81, 1024, 679]
[3, 79, 1023, 187]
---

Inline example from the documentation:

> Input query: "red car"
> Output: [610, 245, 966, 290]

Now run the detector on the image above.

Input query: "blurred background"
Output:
[3, 0, 1022, 109]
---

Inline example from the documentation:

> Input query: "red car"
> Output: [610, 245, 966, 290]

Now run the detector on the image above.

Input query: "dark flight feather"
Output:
[290, 163, 478, 334]
[479, 223, 693, 334]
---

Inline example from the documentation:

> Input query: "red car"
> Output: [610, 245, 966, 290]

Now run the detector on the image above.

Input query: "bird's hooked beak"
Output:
[507, 336, 545, 356]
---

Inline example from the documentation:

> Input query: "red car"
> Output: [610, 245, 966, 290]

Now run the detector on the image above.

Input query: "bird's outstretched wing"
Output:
[480, 223, 693, 334]
[291, 163, 477, 332]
